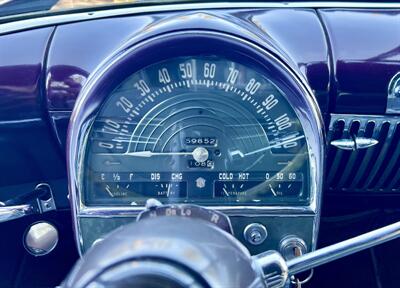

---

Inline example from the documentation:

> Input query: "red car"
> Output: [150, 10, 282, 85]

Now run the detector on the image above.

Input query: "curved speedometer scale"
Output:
[85, 56, 309, 206]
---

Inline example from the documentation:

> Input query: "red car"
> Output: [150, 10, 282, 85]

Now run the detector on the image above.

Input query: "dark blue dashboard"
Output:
[1, 7, 399, 209]
[0, 3, 399, 288]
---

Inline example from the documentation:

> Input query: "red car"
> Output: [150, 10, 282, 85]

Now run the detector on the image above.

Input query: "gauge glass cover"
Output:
[84, 56, 310, 206]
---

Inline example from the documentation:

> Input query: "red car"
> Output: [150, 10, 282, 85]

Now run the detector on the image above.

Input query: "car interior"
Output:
[0, 1, 399, 287]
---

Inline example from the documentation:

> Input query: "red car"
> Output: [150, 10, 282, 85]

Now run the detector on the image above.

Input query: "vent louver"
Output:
[327, 114, 400, 194]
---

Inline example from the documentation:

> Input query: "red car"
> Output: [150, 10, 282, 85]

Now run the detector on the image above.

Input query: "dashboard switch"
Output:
[243, 223, 268, 245]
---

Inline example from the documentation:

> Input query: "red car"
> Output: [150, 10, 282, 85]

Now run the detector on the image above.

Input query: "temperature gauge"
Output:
[214, 181, 264, 199]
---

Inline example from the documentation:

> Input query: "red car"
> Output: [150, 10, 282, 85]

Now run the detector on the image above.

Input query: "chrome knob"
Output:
[24, 222, 58, 256]
[244, 223, 267, 245]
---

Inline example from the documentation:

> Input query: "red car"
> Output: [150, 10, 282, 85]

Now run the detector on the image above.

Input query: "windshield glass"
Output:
[0, 0, 393, 19]
[0, 0, 190, 18]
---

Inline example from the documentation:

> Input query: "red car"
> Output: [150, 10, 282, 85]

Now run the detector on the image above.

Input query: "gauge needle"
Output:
[230, 135, 305, 158]
[269, 184, 277, 196]
[99, 147, 210, 162]
[105, 185, 114, 198]
[222, 187, 230, 197]
[167, 184, 171, 197]
[123, 151, 193, 157]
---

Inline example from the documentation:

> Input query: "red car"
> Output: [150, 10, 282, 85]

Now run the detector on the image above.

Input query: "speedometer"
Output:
[84, 55, 310, 206]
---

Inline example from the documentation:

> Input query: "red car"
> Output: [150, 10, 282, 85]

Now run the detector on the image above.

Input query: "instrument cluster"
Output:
[67, 29, 324, 254]
[85, 56, 310, 207]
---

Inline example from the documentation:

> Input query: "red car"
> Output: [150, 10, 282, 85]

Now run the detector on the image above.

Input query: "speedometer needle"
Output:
[124, 151, 192, 157]
[230, 135, 305, 158]
[100, 147, 210, 163]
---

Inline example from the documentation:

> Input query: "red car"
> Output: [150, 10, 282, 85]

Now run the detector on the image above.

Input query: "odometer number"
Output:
[185, 137, 217, 146]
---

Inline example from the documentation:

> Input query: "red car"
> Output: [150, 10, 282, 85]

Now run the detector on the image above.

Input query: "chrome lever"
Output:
[0, 203, 35, 223]
[254, 220, 400, 288]
[0, 183, 56, 223]
[287, 220, 400, 274]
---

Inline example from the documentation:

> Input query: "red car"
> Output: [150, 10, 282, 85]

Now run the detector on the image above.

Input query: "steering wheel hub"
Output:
[62, 215, 263, 288]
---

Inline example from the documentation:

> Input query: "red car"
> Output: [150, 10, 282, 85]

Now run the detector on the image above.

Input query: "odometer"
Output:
[84, 56, 310, 206]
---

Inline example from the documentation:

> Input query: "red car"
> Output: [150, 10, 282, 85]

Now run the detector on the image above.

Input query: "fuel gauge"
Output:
[99, 183, 130, 198]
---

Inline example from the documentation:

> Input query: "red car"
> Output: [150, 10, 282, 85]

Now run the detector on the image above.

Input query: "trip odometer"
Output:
[84, 55, 310, 206]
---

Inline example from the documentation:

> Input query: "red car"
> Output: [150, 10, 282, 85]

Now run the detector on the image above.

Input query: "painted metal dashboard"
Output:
[0, 3, 399, 262]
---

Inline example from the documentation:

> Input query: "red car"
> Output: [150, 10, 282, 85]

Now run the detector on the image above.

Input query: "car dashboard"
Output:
[0, 2, 399, 287]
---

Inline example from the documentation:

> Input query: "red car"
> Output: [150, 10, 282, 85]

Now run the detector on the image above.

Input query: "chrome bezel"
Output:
[67, 31, 324, 255]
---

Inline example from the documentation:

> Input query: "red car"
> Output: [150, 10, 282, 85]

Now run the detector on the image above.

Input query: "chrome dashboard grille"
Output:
[327, 114, 400, 193]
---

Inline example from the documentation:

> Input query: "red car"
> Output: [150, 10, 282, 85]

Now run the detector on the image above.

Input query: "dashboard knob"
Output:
[23, 221, 58, 256]
[243, 223, 268, 245]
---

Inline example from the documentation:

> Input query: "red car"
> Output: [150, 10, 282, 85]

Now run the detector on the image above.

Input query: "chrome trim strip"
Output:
[1, 2, 399, 35]
[78, 206, 316, 218]
[0, 118, 42, 126]
[67, 30, 324, 255]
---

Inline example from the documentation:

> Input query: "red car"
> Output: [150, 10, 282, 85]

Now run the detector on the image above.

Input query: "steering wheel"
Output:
[62, 200, 400, 288]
